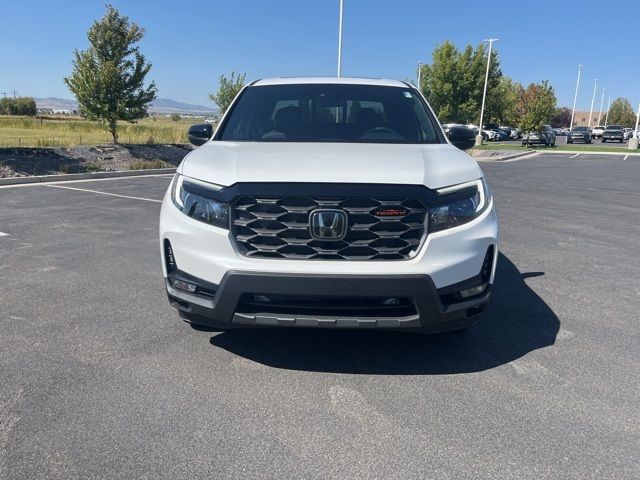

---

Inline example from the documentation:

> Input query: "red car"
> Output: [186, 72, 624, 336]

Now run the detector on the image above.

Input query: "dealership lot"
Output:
[0, 153, 638, 479]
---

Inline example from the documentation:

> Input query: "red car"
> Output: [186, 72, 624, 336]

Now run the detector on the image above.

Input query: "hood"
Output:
[179, 142, 482, 190]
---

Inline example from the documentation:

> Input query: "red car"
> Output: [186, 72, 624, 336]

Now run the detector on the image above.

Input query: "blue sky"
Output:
[1, 0, 637, 112]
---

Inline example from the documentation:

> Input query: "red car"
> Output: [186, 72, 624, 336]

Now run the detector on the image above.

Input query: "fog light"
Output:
[459, 284, 486, 298]
[171, 279, 197, 293]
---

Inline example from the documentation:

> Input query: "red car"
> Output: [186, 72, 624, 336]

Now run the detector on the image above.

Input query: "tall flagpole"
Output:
[337, 0, 344, 77]
[597, 88, 605, 125]
[604, 94, 612, 126]
[570, 65, 582, 131]
[588, 78, 598, 128]
[475, 38, 499, 146]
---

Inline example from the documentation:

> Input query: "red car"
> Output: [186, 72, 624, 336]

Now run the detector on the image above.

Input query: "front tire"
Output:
[602, 139, 606, 143]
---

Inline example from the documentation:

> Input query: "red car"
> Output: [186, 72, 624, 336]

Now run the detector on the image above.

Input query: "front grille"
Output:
[230, 196, 428, 260]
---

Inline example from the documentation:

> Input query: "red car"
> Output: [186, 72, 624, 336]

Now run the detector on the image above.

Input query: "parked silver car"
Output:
[522, 125, 556, 146]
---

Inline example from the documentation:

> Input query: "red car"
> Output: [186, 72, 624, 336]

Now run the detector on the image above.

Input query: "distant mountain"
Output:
[35, 97, 218, 115]
[35, 97, 77, 110]
[147, 98, 217, 115]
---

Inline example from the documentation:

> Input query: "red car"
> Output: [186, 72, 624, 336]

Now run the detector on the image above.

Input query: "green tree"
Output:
[170, 113, 181, 122]
[0, 97, 36, 115]
[485, 76, 521, 126]
[517, 81, 557, 145]
[209, 72, 246, 115]
[64, 5, 157, 143]
[419, 41, 502, 124]
[607, 97, 636, 126]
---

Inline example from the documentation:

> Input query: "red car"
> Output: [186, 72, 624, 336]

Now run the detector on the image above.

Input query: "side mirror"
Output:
[187, 124, 213, 146]
[447, 125, 476, 150]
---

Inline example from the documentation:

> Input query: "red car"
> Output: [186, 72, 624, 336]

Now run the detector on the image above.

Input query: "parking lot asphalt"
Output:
[1, 154, 639, 479]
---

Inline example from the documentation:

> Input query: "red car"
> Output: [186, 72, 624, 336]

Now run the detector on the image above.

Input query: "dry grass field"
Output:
[0, 115, 207, 147]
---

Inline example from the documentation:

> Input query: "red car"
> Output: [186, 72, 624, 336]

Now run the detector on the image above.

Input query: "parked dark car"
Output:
[492, 128, 509, 141]
[522, 125, 556, 146]
[602, 125, 624, 143]
[567, 126, 592, 144]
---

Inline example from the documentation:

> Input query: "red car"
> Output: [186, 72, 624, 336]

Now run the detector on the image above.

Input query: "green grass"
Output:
[0, 115, 209, 147]
[474, 142, 636, 154]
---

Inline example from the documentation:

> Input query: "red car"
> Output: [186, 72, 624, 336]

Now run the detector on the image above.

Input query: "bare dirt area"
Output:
[0, 143, 193, 177]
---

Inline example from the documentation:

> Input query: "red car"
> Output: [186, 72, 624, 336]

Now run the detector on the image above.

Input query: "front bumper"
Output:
[165, 270, 492, 333]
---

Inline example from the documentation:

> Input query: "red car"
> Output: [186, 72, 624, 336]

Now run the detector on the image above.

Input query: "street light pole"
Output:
[597, 88, 605, 125]
[475, 38, 499, 146]
[604, 94, 612, 126]
[588, 78, 598, 128]
[337, 0, 344, 77]
[570, 64, 582, 131]
[417, 61, 423, 90]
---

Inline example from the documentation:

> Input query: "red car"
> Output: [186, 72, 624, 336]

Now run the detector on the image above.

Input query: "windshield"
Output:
[606, 125, 622, 130]
[572, 127, 588, 131]
[217, 84, 443, 144]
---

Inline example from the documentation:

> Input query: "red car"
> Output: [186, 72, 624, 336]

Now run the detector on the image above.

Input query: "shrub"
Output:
[129, 160, 167, 170]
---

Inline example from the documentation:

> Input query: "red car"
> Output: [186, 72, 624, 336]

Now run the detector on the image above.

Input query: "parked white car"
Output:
[160, 77, 498, 334]
[591, 125, 605, 138]
[483, 129, 498, 141]
[623, 128, 634, 140]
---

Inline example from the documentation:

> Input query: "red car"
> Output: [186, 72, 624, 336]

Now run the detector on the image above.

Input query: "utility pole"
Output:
[337, 0, 344, 77]
[475, 38, 499, 146]
[597, 88, 605, 125]
[604, 94, 612, 126]
[588, 79, 598, 128]
[0, 92, 7, 98]
[417, 61, 423, 89]
[570, 64, 582, 131]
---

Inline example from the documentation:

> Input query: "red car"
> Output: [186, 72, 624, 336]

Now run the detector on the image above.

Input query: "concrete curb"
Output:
[472, 151, 533, 162]
[539, 149, 640, 156]
[476, 148, 640, 158]
[0, 168, 177, 186]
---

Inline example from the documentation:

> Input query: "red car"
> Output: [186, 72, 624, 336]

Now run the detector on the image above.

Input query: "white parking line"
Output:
[569, 153, 581, 158]
[623, 154, 628, 161]
[0, 232, 8, 237]
[46, 185, 162, 203]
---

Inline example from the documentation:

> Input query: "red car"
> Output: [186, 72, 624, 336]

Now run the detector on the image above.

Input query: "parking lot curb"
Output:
[540, 149, 640, 156]
[493, 151, 535, 161]
[472, 151, 533, 162]
[0, 168, 177, 186]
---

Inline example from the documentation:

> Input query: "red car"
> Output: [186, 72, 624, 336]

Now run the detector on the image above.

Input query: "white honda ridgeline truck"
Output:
[159, 77, 498, 334]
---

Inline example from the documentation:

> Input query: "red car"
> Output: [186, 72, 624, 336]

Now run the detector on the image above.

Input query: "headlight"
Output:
[171, 174, 229, 229]
[429, 177, 491, 232]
